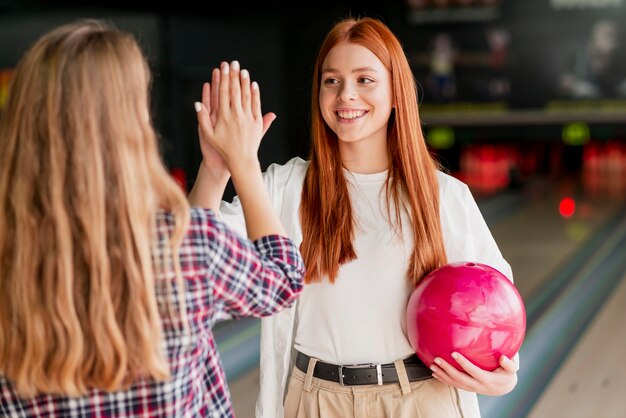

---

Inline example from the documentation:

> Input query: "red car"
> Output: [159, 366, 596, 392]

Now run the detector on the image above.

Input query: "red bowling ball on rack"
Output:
[406, 261, 526, 371]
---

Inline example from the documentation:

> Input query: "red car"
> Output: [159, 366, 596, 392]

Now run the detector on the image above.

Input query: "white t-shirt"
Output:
[294, 169, 415, 365]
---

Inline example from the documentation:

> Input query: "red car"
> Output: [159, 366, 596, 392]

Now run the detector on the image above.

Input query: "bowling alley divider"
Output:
[213, 317, 262, 383]
[478, 203, 626, 418]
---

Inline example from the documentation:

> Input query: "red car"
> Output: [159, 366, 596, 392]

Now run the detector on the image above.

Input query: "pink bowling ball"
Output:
[406, 261, 526, 371]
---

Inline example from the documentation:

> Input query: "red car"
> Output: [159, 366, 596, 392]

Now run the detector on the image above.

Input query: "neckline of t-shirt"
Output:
[342, 167, 389, 184]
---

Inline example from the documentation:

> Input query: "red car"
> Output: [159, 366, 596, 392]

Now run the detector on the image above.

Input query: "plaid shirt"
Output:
[1, 208, 305, 418]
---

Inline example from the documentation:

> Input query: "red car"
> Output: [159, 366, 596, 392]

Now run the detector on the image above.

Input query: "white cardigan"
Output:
[219, 157, 513, 418]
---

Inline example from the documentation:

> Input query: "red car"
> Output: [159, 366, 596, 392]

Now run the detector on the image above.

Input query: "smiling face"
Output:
[319, 42, 394, 149]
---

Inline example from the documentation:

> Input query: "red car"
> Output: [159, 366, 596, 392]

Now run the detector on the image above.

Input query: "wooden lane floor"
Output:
[479, 177, 626, 418]
[487, 177, 621, 301]
[230, 368, 260, 418]
[527, 271, 626, 418]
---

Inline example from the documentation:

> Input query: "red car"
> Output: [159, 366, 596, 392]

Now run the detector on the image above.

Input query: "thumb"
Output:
[261, 112, 277, 136]
[195, 102, 214, 137]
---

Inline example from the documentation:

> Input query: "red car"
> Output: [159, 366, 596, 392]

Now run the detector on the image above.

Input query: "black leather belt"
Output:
[295, 351, 432, 386]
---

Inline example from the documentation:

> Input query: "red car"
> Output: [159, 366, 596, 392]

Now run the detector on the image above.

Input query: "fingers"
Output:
[450, 352, 483, 378]
[499, 355, 518, 373]
[209, 68, 220, 125]
[202, 82, 211, 117]
[241, 68, 251, 112]
[218, 61, 230, 116]
[229, 60, 242, 112]
[430, 356, 476, 390]
[194, 102, 213, 137]
[212, 60, 263, 120]
[210, 67, 220, 113]
[251, 81, 261, 119]
[261, 112, 277, 136]
[430, 353, 520, 396]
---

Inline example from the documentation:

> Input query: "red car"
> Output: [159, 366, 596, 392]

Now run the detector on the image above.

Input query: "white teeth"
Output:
[337, 110, 366, 119]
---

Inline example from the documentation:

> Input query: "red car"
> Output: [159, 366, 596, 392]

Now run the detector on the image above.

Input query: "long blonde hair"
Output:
[300, 17, 447, 285]
[0, 20, 190, 397]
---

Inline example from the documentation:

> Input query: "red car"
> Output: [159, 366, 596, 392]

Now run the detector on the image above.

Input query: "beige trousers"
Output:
[284, 359, 464, 418]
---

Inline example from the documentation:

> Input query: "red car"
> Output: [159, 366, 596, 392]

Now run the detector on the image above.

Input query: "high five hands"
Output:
[191, 60, 285, 238]
[195, 60, 276, 177]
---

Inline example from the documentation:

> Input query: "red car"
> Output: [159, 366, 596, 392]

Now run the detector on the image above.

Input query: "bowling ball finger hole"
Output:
[464, 262, 476, 267]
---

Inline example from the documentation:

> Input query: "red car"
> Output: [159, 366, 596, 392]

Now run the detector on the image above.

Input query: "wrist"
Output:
[228, 157, 261, 179]
[199, 160, 231, 183]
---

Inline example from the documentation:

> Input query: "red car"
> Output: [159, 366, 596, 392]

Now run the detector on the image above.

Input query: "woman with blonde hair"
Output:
[193, 16, 519, 418]
[0, 20, 304, 417]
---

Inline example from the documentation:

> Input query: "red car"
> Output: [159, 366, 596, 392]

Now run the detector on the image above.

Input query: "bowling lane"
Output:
[487, 176, 623, 300]
[527, 271, 626, 418]
[229, 368, 259, 418]
[478, 179, 626, 418]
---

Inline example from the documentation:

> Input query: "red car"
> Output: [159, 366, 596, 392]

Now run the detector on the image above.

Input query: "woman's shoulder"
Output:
[184, 207, 247, 243]
[435, 170, 472, 202]
[264, 156, 309, 186]
[157, 207, 224, 232]
[155, 208, 221, 247]
[266, 156, 309, 177]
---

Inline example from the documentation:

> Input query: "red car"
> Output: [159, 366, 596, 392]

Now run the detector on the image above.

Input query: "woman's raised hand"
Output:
[195, 61, 276, 176]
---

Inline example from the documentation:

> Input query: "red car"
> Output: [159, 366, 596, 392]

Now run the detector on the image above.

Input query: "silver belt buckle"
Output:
[339, 364, 362, 386]
[338, 363, 384, 386]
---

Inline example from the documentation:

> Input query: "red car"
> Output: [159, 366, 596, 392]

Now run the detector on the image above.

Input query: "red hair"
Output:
[300, 17, 447, 286]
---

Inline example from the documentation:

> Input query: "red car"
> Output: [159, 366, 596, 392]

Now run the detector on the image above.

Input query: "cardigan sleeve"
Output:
[438, 171, 513, 282]
[460, 183, 514, 281]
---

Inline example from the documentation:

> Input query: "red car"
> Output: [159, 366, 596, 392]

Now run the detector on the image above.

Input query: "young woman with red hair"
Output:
[192, 16, 518, 418]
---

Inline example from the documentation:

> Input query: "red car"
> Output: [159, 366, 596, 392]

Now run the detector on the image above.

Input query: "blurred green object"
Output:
[427, 126, 455, 149]
[562, 122, 590, 146]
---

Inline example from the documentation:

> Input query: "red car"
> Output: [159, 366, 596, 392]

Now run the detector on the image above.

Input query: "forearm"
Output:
[229, 159, 285, 240]
[188, 163, 230, 211]
[210, 226, 304, 318]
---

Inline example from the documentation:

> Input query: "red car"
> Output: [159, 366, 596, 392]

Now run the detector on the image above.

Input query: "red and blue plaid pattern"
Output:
[1, 207, 304, 417]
